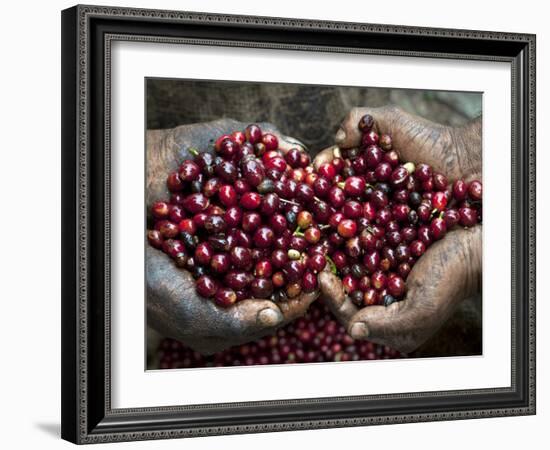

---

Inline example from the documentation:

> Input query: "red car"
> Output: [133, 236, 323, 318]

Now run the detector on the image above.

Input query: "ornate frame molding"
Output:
[61, 4, 536, 444]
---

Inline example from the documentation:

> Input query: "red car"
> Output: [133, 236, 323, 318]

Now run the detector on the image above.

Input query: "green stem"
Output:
[325, 255, 338, 275]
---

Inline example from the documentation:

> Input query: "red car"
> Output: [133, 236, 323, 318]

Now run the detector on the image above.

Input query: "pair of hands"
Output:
[147, 106, 482, 355]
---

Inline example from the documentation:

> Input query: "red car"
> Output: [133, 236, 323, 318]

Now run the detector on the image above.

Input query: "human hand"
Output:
[146, 119, 318, 355]
[316, 106, 482, 353]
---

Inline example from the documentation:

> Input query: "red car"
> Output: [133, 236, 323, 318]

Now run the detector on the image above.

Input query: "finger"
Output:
[222, 290, 319, 345]
[229, 298, 285, 333]
[347, 302, 406, 341]
[275, 290, 319, 323]
[336, 106, 464, 180]
[313, 146, 338, 170]
[318, 268, 358, 326]
[277, 135, 308, 154]
[335, 107, 370, 148]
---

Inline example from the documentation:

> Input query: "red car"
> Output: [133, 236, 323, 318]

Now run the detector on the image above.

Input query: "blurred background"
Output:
[147, 78, 481, 151]
[146, 79, 482, 369]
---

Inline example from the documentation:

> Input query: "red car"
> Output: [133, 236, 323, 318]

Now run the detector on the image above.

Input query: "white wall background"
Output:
[0, 0, 544, 448]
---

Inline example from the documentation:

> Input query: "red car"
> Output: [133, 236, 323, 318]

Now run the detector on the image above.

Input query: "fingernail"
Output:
[335, 128, 346, 144]
[350, 322, 369, 339]
[284, 136, 308, 151]
[257, 308, 282, 327]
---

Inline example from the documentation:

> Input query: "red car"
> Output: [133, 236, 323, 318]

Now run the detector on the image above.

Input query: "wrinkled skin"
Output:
[146, 119, 318, 355]
[316, 106, 482, 354]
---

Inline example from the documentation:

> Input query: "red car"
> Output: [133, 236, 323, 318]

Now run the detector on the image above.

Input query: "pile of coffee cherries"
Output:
[313, 116, 482, 306]
[148, 124, 322, 307]
[147, 117, 482, 309]
[156, 301, 405, 369]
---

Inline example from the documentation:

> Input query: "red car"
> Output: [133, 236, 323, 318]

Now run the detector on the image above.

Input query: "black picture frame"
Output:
[61, 4, 536, 444]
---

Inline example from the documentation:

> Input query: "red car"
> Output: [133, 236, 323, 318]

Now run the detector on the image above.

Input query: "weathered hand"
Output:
[316, 106, 482, 354]
[146, 119, 318, 355]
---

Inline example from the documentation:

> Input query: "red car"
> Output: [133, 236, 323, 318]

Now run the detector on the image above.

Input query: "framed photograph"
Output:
[61, 4, 536, 444]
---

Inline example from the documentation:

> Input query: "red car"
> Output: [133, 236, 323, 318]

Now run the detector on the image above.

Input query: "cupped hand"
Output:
[316, 106, 482, 354]
[147, 119, 317, 355]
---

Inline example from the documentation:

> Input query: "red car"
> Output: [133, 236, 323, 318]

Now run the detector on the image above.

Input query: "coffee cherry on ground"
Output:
[156, 301, 406, 369]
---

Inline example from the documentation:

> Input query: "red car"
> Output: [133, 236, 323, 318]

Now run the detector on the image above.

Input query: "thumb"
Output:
[313, 146, 339, 170]
[335, 106, 394, 149]
[318, 268, 358, 326]
[347, 226, 482, 352]
[335, 106, 457, 178]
